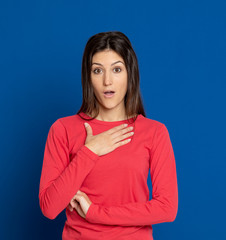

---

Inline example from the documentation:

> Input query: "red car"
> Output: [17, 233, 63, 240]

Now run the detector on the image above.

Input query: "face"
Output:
[91, 49, 128, 112]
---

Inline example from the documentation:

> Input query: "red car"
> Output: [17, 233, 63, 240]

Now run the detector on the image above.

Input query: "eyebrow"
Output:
[91, 61, 125, 66]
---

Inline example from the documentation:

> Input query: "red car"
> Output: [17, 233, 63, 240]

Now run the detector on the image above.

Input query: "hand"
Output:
[68, 190, 92, 219]
[84, 122, 134, 156]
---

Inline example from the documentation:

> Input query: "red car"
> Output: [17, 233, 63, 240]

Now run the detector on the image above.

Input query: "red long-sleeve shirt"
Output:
[39, 112, 178, 240]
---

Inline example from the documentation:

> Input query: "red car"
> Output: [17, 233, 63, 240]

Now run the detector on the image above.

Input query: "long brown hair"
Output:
[77, 31, 146, 123]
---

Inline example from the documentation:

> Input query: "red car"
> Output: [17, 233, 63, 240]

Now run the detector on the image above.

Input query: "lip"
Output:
[103, 92, 115, 98]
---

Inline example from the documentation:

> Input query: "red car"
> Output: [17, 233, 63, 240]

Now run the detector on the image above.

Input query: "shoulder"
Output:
[55, 113, 81, 126]
[48, 113, 84, 135]
[138, 115, 171, 143]
[138, 116, 174, 156]
[138, 114, 166, 130]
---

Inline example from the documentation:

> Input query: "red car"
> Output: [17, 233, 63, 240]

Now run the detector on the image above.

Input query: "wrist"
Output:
[85, 202, 97, 222]
[85, 144, 99, 156]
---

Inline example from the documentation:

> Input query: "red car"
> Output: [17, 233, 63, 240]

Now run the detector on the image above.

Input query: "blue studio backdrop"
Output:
[1, 0, 226, 239]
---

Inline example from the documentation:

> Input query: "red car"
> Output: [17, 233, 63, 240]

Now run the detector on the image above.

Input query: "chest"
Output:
[69, 123, 152, 181]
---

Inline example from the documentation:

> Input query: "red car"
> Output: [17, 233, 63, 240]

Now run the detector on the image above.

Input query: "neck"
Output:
[95, 107, 127, 122]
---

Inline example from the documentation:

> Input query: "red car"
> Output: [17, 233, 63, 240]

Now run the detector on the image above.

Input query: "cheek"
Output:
[91, 80, 100, 93]
[119, 75, 128, 92]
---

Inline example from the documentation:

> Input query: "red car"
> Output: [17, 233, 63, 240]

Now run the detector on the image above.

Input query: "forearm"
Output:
[86, 189, 178, 226]
[39, 143, 99, 219]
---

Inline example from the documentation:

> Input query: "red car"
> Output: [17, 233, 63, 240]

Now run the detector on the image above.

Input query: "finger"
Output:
[73, 194, 80, 202]
[111, 126, 133, 139]
[77, 196, 90, 215]
[76, 205, 86, 218]
[107, 123, 129, 134]
[114, 138, 131, 148]
[71, 199, 86, 218]
[68, 204, 73, 212]
[70, 200, 79, 210]
[84, 123, 93, 136]
[79, 191, 88, 197]
[77, 190, 85, 195]
[113, 131, 134, 143]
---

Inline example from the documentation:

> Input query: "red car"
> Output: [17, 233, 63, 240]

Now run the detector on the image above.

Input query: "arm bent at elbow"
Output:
[38, 120, 100, 220]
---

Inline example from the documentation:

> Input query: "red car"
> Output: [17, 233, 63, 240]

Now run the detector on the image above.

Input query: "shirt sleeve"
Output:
[85, 124, 178, 226]
[39, 119, 99, 220]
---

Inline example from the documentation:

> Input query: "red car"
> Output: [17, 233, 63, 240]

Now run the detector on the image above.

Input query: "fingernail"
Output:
[124, 124, 128, 127]
[84, 123, 88, 128]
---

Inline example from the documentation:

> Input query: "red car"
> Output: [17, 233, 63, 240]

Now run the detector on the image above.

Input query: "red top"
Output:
[39, 112, 178, 240]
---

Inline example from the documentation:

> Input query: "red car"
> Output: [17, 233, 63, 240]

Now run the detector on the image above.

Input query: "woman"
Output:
[39, 31, 178, 240]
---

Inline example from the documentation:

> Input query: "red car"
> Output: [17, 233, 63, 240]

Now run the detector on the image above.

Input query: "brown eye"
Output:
[93, 68, 102, 74]
[113, 68, 121, 73]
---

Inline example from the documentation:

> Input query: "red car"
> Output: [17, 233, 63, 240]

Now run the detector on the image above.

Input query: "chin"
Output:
[98, 97, 124, 110]
[103, 105, 117, 110]
[101, 102, 118, 110]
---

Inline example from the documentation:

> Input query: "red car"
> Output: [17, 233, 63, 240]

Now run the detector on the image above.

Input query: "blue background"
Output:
[1, 0, 225, 239]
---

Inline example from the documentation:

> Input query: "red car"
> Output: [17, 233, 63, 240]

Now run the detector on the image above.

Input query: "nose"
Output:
[103, 70, 112, 86]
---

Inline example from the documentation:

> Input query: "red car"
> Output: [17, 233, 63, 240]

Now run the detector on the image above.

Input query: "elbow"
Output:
[159, 197, 178, 223]
[165, 191, 178, 223]
[41, 208, 57, 220]
[39, 193, 58, 220]
[154, 186, 178, 223]
[168, 207, 178, 222]
[166, 200, 178, 222]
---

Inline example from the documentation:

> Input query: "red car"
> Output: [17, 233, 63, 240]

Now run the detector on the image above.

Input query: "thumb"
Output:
[84, 122, 93, 136]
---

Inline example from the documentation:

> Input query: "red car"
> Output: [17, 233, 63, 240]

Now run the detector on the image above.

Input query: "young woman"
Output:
[39, 31, 178, 240]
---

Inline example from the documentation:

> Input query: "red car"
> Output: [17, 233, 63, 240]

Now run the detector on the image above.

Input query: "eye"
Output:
[93, 68, 103, 74]
[113, 67, 121, 73]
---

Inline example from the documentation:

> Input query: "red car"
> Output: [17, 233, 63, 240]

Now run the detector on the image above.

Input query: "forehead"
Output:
[92, 50, 124, 63]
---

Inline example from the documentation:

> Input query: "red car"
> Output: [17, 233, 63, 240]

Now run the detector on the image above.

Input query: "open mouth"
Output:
[104, 91, 115, 97]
